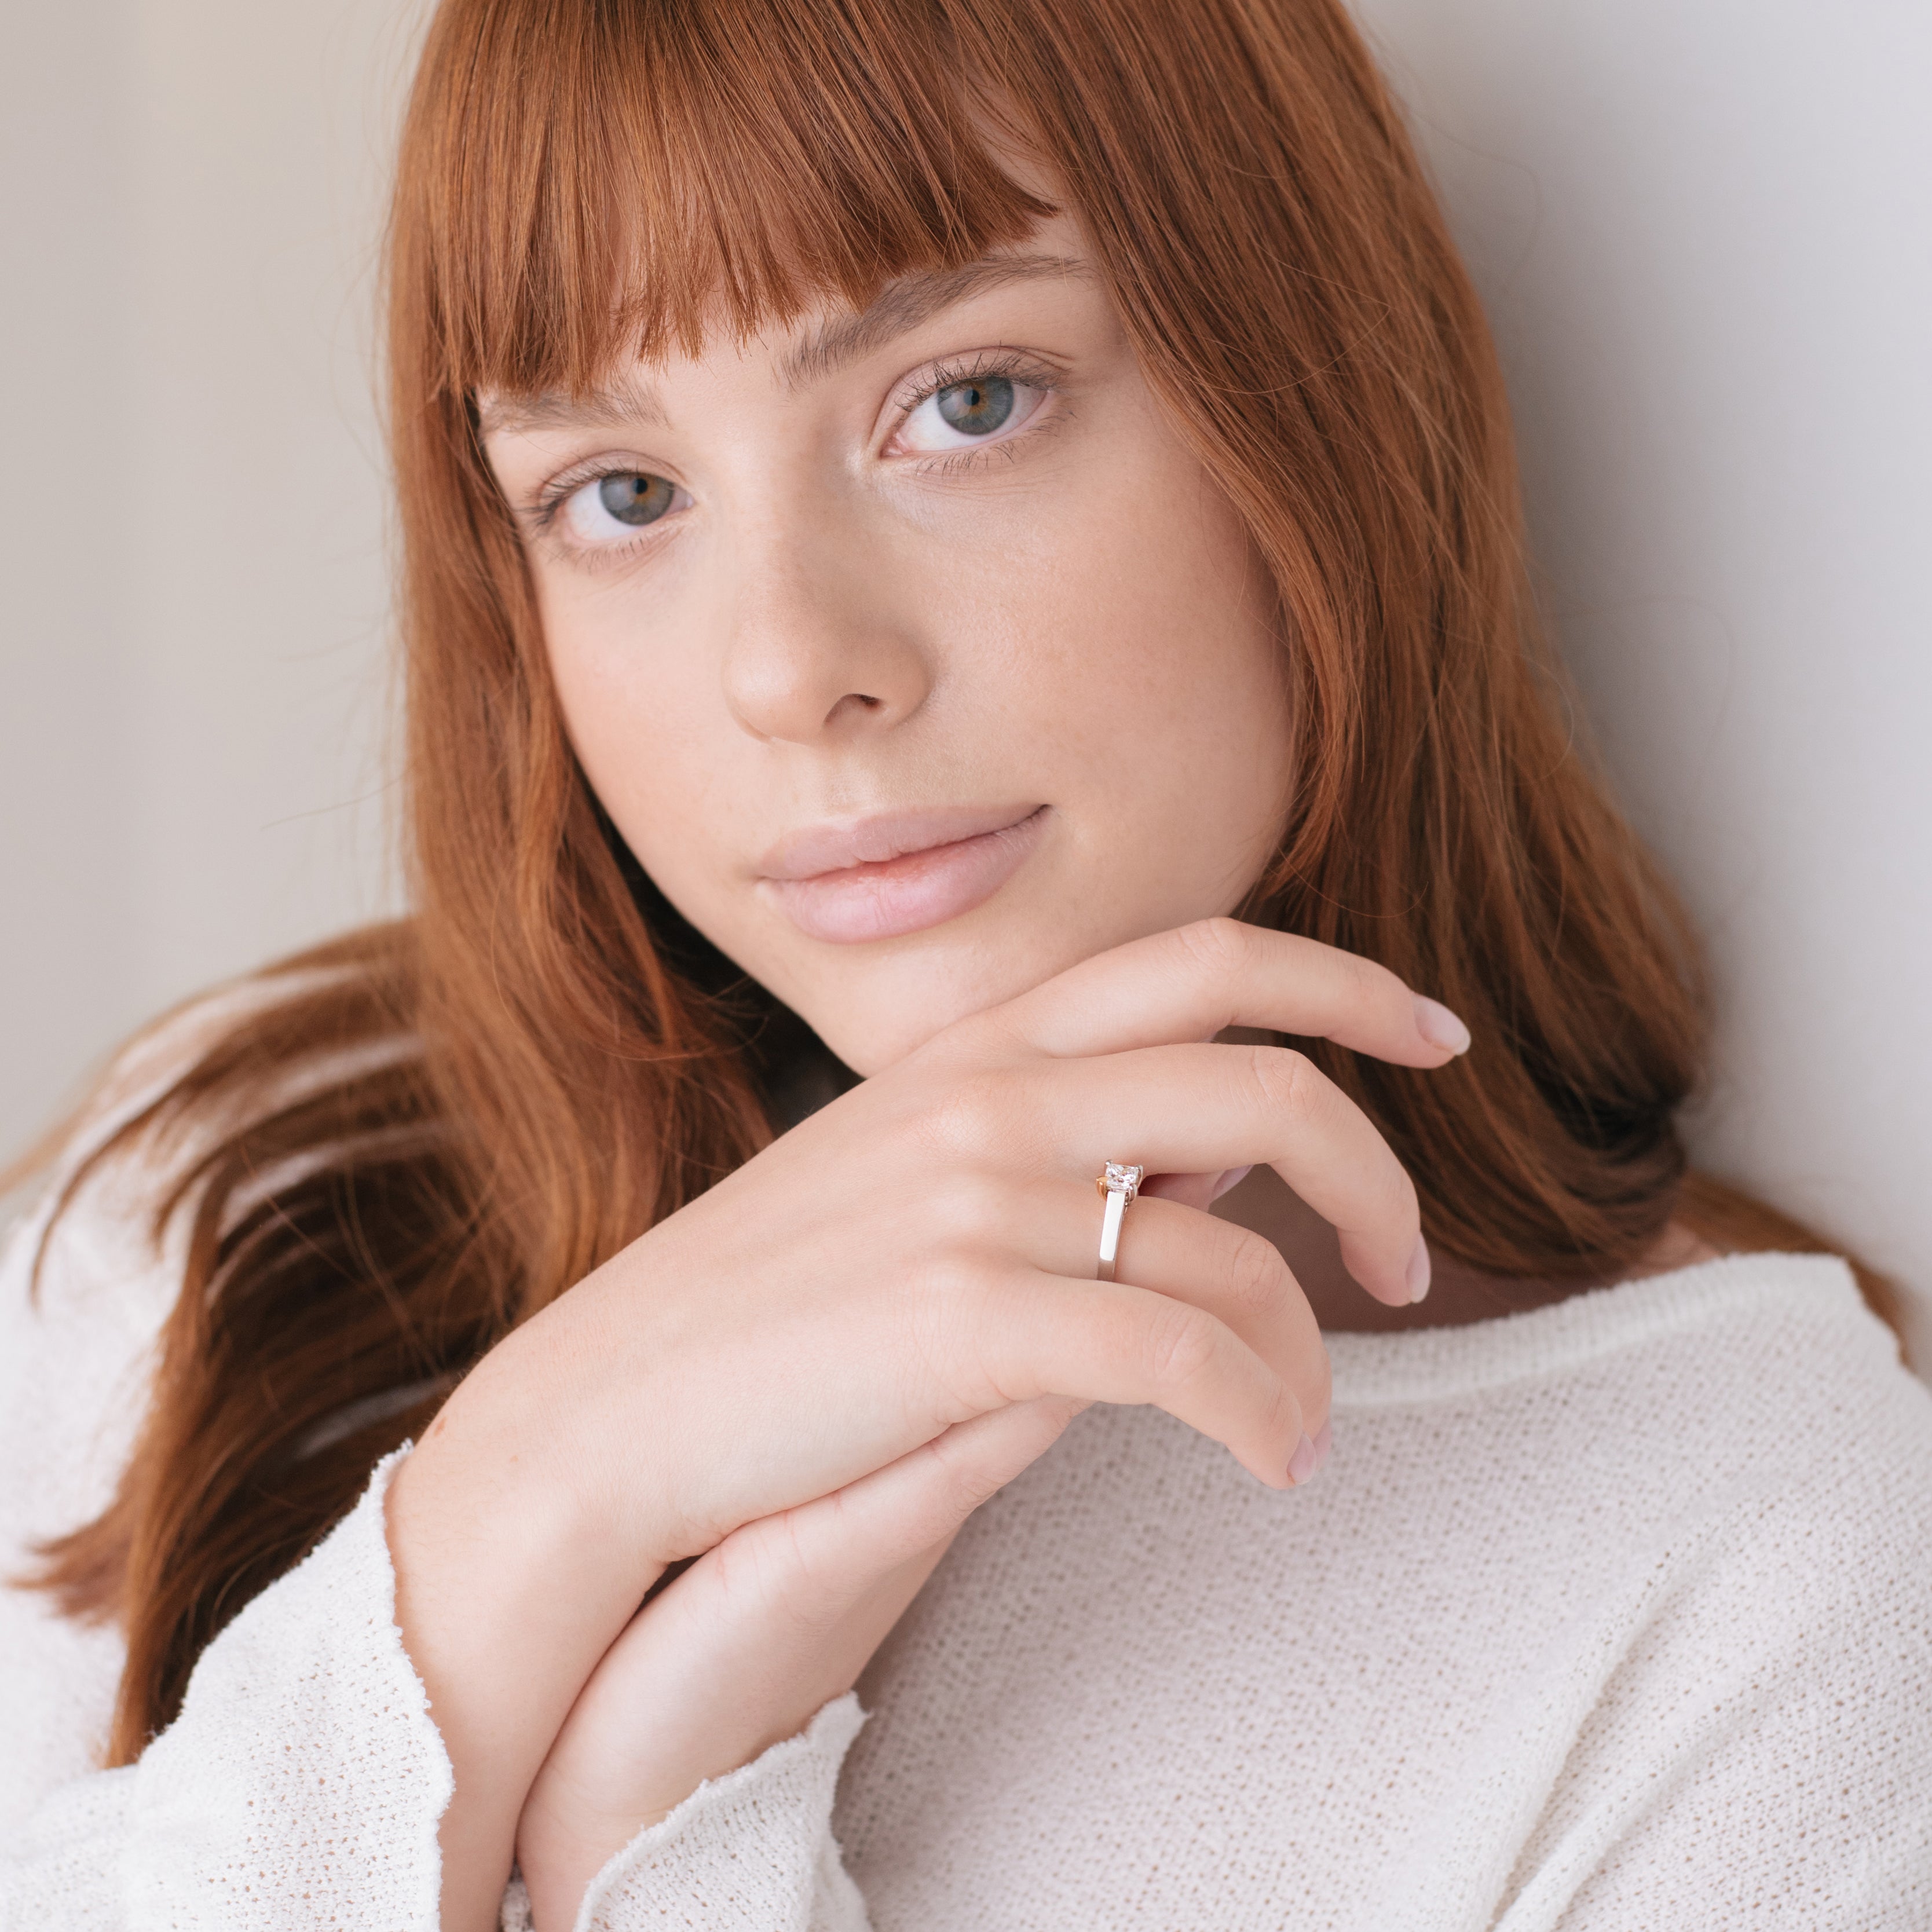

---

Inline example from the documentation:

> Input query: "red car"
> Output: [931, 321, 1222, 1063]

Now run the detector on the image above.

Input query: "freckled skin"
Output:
[486, 214, 1294, 1078]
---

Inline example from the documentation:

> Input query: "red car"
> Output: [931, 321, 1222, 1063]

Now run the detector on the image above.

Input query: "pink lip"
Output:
[758, 804, 1048, 943]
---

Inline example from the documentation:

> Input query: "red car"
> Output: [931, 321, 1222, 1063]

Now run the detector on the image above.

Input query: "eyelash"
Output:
[525, 349, 1066, 560]
[889, 349, 1066, 474]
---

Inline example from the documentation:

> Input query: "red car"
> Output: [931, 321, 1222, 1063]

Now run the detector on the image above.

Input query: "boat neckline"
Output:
[1326, 1250, 1869, 1408]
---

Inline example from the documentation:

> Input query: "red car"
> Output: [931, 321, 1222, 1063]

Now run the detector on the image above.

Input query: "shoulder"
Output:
[1501, 1265, 1932, 1922]
[1334, 1252, 1932, 1689]
[1606, 1252, 1932, 1504]
[1612, 1256, 1932, 1656]
[1567, 1255, 1929, 1568]
[1341, 1260, 1932, 1922]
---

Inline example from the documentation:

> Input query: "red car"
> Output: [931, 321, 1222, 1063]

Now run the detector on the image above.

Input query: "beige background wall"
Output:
[4, 2, 1928, 1351]
[1, 0, 423, 1147]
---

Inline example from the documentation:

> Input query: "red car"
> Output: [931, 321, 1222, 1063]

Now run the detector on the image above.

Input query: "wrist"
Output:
[384, 1346, 672, 1932]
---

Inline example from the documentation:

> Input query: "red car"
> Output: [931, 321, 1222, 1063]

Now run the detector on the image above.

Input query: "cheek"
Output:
[1018, 446, 1295, 887]
[538, 580, 738, 890]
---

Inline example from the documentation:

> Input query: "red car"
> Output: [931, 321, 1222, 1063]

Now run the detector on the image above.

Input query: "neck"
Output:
[1213, 1163, 1716, 1334]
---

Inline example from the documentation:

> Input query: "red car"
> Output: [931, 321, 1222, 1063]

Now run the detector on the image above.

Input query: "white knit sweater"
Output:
[4, 1129, 1931, 1929]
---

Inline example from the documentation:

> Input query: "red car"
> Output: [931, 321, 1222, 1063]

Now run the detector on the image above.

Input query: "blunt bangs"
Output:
[406, 0, 1055, 398]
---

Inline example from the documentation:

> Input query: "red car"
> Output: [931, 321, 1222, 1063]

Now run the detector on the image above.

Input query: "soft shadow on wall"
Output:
[1354, 0, 1932, 1359]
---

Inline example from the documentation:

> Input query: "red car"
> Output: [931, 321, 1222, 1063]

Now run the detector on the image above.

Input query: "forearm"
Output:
[386, 1335, 669, 1932]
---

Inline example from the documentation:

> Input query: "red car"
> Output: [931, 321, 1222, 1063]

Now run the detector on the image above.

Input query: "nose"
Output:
[718, 518, 933, 745]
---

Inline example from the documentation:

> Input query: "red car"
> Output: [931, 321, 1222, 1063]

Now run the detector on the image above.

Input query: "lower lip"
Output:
[761, 808, 1048, 944]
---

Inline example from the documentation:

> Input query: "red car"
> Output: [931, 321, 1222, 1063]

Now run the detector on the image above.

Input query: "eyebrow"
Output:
[778, 253, 1085, 387]
[477, 253, 1086, 437]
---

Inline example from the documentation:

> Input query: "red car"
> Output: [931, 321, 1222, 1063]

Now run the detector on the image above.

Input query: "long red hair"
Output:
[15, 0, 1894, 1765]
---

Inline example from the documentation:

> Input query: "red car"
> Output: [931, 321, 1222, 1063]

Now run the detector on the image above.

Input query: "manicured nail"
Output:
[1210, 1164, 1254, 1203]
[1406, 1235, 1432, 1303]
[1312, 1419, 1333, 1472]
[1412, 994, 1471, 1056]
[1288, 1432, 1322, 1485]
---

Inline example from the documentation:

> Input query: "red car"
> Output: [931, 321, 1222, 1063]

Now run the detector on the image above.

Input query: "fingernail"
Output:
[1312, 1419, 1333, 1472]
[1406, 1235, 1432, 1303]
[1288, 1432, 1322, 1485]
[1413, 995, 1471, 1056]
[1209, 1164, 1254, 1203]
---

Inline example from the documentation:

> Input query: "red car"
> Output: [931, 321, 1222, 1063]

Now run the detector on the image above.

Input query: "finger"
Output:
[774, 1399, 1084, 1593]
[1139, 1165, 1252, 1212]
[966, 1268, 1306, 1489]
[685, 1402, 1080, 1640]
[990, 917, 1470, 1066]
[1019, 1181, 1330, 1438]
[1004, 1041, 1422, 1305]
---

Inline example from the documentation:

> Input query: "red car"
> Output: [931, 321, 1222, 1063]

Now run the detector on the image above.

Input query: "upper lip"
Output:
[758, 804, 1045, 881]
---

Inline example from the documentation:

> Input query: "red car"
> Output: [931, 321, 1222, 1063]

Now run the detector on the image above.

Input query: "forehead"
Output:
[476, 247, 1091, 437]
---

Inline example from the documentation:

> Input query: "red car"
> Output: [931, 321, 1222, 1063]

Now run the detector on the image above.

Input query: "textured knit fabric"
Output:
[5, 1120, 1932, 1928]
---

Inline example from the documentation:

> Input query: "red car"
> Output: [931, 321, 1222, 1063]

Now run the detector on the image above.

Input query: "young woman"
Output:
[5, 0, 1929, 1926]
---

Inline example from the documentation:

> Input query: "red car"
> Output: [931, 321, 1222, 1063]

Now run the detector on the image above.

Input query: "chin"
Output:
[773, 913, 1120, 1078]
[790, 962, 1018, 1076]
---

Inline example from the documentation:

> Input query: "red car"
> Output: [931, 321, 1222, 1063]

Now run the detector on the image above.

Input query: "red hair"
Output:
[15, 0, 1896, 1764]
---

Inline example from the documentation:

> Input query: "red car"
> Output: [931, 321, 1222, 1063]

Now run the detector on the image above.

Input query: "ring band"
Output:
[1095, 1162, 1146, 1281]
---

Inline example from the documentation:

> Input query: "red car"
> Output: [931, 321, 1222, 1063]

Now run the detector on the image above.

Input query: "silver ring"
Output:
[1095, 1162, 1145, 1281]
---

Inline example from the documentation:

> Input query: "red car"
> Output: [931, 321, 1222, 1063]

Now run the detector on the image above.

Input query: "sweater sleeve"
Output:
[0, 1085, 871, 1931]
[497, 1697, 872, 1932]
[2, 1453, 452, 1929]
[5, 1403, 872, 1932]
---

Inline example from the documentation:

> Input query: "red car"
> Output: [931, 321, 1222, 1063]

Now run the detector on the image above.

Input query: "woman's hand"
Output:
[385, 918, 1466, 1931]
[514, 1397, 1080, 1931]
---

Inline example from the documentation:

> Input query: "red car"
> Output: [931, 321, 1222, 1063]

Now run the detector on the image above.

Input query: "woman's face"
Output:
[483, 214, 1293, 1074]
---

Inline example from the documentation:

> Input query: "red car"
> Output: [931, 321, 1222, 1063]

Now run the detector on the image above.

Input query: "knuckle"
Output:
[923, 1067, 1018, 1159]
[925, 1435, 1013, 1520]
[1389, 1159, 1421, 1220]
[922, 1004, 1023, 1075]
[1245, 1044, 1318, 1121]
[1171, 914, 1253, 991]
[1139, 1297, 1222, 1392]
[1222, 1228, 1290, 1320]
[1358, 1137, 1418, 1225]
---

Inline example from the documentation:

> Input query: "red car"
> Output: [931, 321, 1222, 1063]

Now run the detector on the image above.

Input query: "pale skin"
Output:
[385, 210, 1710, 1931]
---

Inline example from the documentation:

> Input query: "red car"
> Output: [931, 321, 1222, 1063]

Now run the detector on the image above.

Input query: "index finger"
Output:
[993, 918, 1471, 1067]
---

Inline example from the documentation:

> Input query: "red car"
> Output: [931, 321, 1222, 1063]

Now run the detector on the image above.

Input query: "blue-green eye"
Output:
[557, 468, 687, 549]
[597, 472, 677, 525]
[935, 376, 1016, 436]
[897, 368, 1049, 457]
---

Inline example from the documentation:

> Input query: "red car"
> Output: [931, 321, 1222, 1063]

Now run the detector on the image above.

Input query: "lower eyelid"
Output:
[552, 528, 674, 573]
